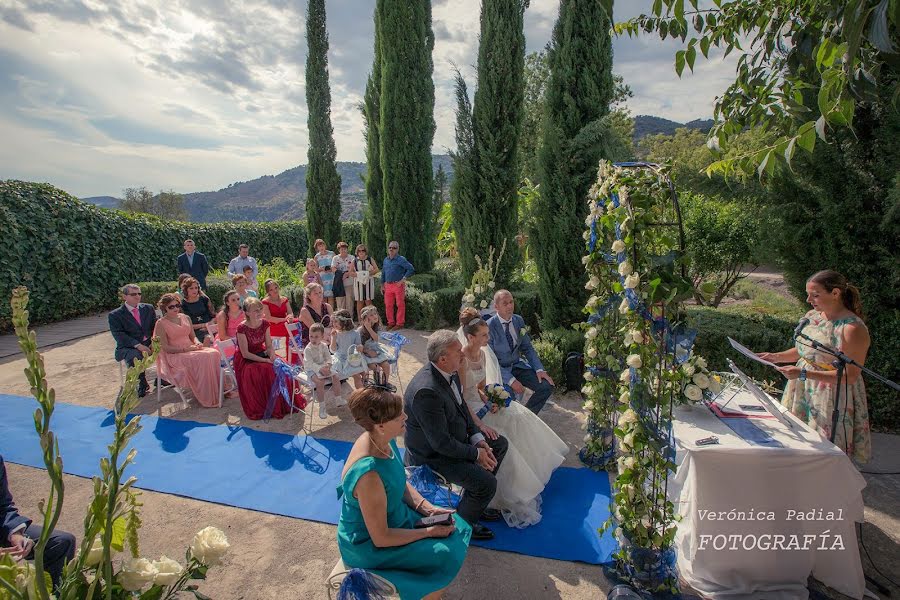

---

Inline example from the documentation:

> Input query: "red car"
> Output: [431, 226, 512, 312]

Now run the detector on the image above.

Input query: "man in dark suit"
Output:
[109, 284, 157, 397]
[1, 455, 76, 590]
[176, 239, 209, 290]
[403, 330, 508, 541]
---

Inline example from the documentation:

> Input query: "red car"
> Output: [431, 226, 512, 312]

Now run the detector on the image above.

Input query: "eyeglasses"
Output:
[166, 304, 182, 311]
[389, 246, 398, 250]
[126, 292, 142, 296]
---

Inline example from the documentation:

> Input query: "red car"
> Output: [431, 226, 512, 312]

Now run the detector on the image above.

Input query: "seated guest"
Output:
[298, 282, 331, 347]
[304, 323, 342, 419]
[1, 455, 76, 591]
[234, 297, 294, 420]
[109, 284, 156, 397]
[242, 265, 258, 292]
[261, 279, 293, 351]
[175, 273, 192, 297]
[404, 330, 508, 541]
[180, 276, 216, 344]
[487, 290, 555, 415]
[176, 238, 209, 290]
[232, 274, 258, 307]
[338, 384, 471, 600]
[153, 293, 221, 408]
[215, 290, 246, 341]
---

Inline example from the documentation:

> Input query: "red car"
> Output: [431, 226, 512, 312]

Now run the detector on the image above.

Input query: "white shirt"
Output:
[431, 362, 485, 446]
[498, 316, 518, 346]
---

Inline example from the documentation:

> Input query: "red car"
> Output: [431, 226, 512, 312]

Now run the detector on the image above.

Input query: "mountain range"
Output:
[83, 116, 711, 223]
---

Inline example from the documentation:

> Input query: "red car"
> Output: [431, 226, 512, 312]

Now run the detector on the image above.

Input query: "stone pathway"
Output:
[0, 311, 111, 360]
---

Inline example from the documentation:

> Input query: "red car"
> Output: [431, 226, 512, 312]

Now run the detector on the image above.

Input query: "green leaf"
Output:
[652, 0, 663, 17]
[675, 50, 686, 76]
[674, 0, 685, 21]
[110, 516, 127, 552]
[192, 592, 212, 600]
[797, 123, 816, 153]
[686, 45, 697, 71]
[783, 136, 796, 166]
[138, 585, 164, 600]
[700, 35, 710, 58]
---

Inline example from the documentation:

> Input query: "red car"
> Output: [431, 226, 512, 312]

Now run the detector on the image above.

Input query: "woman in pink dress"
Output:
[234, 297, 295, 420]
[215, 291, 246, 341]
[153, 293, 221, 408]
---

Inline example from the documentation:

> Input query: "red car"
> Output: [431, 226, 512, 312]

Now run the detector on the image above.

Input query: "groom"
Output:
[487, 289, 555, 414]
[403, 330, 508, 541]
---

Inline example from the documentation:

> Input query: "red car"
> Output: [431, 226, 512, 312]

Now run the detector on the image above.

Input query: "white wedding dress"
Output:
[456, 328, 568, 528]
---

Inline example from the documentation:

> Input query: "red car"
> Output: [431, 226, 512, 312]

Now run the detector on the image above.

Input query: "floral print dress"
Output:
[781, 310, 871, 463]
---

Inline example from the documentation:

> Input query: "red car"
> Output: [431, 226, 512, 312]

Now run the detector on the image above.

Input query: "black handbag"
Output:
[332, 269, 346, 297]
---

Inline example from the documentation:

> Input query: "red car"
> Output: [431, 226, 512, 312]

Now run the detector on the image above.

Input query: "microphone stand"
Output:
[794, 331, 900, 444]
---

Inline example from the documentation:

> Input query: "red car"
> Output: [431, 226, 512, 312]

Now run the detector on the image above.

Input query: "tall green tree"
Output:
[432, 163, 447, 240]
[379, 0, 435, 270]
[304, 0, 342, 252]
[362, 1, 386, 263]
[452, 0, 528, 282]
[532, 0, 616, 327]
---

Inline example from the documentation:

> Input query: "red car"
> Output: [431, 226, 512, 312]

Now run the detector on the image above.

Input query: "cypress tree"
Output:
[533, 0, 615, 327]
[362, 2, 386, 263]
[379, 0, 435, 270]
[305, 0, 342, 253]
[450, 71, 478, 273]
[468, 0, 528, 282]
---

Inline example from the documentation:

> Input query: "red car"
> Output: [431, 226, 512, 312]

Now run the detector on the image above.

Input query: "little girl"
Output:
[358, 305, 391, 381]
[242, 265, 259, 292]
[304, 258, 323, 287]
[330, 310, 367, 389]
[304, 323, 341, 418]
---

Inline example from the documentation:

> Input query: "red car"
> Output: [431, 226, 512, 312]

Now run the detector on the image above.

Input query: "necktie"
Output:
[504, 320, 515, 351]
[131, 307, 141, 326]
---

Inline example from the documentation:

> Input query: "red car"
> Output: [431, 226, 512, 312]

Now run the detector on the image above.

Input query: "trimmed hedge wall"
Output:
[0, 180, 362, 329]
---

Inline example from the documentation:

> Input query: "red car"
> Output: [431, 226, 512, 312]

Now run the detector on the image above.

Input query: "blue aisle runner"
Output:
[0, 394, 616, 565]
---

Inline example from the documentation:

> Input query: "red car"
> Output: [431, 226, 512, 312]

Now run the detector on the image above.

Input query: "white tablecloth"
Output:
[670, 389, 867, 600]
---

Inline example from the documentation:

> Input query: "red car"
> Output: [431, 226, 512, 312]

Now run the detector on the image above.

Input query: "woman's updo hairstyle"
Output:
[808, 270, 864, 320]
[459, 307, 487, 337]
[348, 387, 403, 432]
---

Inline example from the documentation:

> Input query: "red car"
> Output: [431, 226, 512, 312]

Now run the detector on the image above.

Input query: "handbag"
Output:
[332, 269, 345, 296]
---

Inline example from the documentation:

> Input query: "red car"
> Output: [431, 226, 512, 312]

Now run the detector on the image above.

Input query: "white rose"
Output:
[692, 373, 710, 389]
[479, 300, 488, 309]
[587, 295, 599, 308]
[118, 558, 158, 592]
[629, 330, 643, 344]
[488, 281, 495, 288]
[464, 294, 475, 303]
[587, 347, 598, 358]
[581, 385, 591, 396]
[626, 354, 642, 369]
[618, 262, 633, 276]
[621, 432, 635, 451]
[85, 537, 103, 567]
[618, 298, 630, 314]
[581, 255, 590, 265]
[684, 384, 703, 402]
[499, 390, 510, 399]
[695, 357, 707, 370]
[682, 364, 695, 376]
[708, 377, 722, 394]
[624, 273, 640, 289]
[620, 408, 638, 425]
[623, 332, 633, 346]
[474, 285, 482, 293]
[619, 369, 631, 383]
[584, 370, 594, 381]
[152, 556, 183, 587]
[617, 456, 626, 474]
[583, 434, 591, 443]
[618, 390, 630, 404]
[189, 527, 230, 566]
[585, 276, 598, 291]
[582, 230, 590, 240]
[583, 400, 594, 411]
[611, 239, 626, 253]
[586, 327, 598, 339]
[623, 456, 636, 470]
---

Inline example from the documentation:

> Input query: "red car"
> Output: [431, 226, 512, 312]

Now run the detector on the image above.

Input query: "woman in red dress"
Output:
[261, 279, 293, 356]
[234, 297, 295, 420]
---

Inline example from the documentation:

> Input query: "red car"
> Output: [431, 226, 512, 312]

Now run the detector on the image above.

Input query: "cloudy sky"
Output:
[0, 0, 736, 198]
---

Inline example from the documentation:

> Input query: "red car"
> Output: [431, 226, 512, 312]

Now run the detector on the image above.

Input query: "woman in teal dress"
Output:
[337, 385, 472, 599]
[758, 270, 872, 463]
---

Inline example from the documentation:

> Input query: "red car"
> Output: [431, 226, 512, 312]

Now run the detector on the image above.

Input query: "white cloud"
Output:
[0, 0, 738, 198]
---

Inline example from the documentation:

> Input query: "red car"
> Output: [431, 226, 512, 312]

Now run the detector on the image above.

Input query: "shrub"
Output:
[0, 180, 362, 329]
[533, 338, 565, 386]
[407, 273, 442, 292]
[431, 286, 466, 328]
[512, 286, 541, 333]
[539, 327, 586, 357]
[133, 281, 177, 310]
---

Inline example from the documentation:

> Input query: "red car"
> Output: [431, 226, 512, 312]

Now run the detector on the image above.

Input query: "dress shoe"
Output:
[470, 523, 494, 540]
[137, 387, 148, 398]
[480, 508, 502, 522]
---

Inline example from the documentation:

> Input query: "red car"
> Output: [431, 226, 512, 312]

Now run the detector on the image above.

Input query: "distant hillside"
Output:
[84, 155, 454, 223]
[632, 115, 713, 141]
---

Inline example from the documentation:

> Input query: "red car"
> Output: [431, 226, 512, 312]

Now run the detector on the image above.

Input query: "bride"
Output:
[456, 308, 568, 528]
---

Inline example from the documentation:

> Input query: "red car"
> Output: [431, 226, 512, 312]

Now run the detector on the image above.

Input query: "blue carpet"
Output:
[0, 394, 616, 564]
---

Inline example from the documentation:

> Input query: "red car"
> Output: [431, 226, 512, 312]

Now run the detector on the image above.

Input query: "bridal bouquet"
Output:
[477, 383, 514, 418]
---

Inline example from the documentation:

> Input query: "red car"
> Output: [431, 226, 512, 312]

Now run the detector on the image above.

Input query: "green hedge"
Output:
[0, 180, 361, 329]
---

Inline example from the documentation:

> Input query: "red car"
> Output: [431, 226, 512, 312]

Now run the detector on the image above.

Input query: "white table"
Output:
[669, 388, 867, 600]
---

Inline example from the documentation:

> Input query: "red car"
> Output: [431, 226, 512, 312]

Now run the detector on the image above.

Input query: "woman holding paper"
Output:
[757, 270, 871, 462]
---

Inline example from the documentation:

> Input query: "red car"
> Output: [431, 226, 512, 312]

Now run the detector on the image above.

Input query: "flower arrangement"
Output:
[461, 242, 506, 311]
[580, 161, 706, 593]
[1, 288, 229, 600]
[476, 383, 514, 418]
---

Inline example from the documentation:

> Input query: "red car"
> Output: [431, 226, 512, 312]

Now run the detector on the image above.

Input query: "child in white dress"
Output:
[330, 310, 366, 389]
[304, 323, 341, 418]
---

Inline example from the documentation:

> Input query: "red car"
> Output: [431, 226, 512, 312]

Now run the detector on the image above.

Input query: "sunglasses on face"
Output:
[389, 246, 398, 250]
[167, 304, 182, 311]
[126, 292, 142, 296]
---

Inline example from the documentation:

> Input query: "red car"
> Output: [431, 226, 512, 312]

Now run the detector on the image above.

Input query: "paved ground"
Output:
[0, 321, 897, 599]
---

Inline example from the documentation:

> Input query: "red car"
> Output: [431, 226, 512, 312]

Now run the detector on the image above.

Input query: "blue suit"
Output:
[486, 314, 554, 414]
[1, 455, 75, 589]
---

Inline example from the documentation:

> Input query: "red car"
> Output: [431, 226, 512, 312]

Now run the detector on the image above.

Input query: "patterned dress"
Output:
[352, 256, 377, 301]
[781, 310, 871, 463]
[316, 250, 336, 298]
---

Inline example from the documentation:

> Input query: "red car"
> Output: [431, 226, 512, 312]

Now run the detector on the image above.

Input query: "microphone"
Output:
[793, 318, 810, 341]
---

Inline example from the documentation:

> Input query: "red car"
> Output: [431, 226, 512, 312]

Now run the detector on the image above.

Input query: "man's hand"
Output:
[135, 343, 151, 355]
[537, 370, 555, 386]
[480, 424, 499, 440]
[4, 532, 34, 560]
[476, 445, 497, 471]
[510, 379, 525, 395]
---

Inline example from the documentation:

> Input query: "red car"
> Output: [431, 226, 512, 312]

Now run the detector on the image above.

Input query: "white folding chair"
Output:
[215, 338, 238, 408]
[379, 331, 411, 394]
[285, 322, 348, 433]
[206, 321, 219, 338]
[118, 357, 187, 412]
